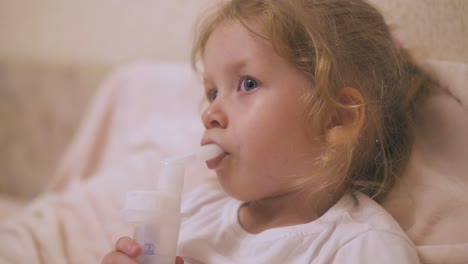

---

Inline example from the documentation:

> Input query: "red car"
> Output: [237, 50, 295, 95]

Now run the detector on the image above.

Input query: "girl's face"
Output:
[201, 22, 323, 202]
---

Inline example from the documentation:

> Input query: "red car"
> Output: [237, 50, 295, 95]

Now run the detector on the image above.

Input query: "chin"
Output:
[216, 176, 252, 202]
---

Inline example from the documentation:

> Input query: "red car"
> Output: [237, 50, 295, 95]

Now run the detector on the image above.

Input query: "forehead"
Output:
[202, 22, 282, 75]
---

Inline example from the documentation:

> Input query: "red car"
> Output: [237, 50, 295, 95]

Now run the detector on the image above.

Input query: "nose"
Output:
[201, 100, 228, 129]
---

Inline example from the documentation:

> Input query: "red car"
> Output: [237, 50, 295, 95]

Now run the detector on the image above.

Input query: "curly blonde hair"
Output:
[191, 0, 435, 202]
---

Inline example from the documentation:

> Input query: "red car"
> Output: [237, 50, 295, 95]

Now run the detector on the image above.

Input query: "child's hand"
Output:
[101, 236, 184, 264]
[101, 237, 141, 264]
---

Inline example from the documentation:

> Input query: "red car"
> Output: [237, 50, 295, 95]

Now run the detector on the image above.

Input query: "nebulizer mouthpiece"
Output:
[158, 144, 224, 195]
[123, 144, 222, 264]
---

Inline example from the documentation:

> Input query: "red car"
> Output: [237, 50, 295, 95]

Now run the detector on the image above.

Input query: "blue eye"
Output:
[206, 89, 218, 102]
[240, 77, 258, 92]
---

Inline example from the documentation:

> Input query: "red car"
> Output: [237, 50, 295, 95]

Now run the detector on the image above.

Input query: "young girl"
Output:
[103, 0, 435, 263]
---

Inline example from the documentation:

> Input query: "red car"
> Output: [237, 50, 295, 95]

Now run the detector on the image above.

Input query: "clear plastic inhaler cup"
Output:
[123, 144, 223, 264]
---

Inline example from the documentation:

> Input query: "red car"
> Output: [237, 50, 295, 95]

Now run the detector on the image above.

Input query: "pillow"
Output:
[382, 60, 468, 263]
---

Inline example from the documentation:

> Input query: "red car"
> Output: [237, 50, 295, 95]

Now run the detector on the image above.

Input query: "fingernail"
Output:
[129, 243, 139, 254]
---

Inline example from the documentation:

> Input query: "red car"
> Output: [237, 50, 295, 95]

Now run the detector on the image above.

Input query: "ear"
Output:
[326, 87, 365, 145]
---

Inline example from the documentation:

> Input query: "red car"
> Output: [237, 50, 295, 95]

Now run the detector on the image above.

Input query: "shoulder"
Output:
[332, 229, 419, 263]
[181, 180, 229, 218]
[328, 193, 419, 263]
[347, 193, 412, 237]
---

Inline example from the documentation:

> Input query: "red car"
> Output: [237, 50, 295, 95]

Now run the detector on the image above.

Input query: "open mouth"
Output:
[206, 152, 228, 169]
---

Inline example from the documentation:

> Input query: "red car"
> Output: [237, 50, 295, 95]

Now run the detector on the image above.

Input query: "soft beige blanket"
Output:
[0, 61, 466, 263]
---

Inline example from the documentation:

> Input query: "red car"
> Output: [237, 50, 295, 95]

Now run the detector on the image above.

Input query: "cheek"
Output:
[237, 106, 306, 153]
[237, 121, 298, 173]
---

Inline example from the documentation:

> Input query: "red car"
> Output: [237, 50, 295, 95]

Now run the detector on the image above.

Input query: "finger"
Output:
[175, 256, 184, 264]
[115, 237, 141, 257]
[102, 251, 139, 264]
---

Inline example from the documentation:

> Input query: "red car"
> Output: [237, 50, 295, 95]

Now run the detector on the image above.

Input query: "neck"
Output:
[238, 190, 342, 234]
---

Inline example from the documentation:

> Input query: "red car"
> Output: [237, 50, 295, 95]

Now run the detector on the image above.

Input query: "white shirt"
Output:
[178, 182, 419, 264]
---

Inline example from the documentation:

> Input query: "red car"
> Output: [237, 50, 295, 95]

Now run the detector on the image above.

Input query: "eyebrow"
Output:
[203, 58, 248, 85]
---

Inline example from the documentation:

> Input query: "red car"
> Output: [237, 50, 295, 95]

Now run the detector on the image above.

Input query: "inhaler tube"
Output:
[124, 144, 223, 264]
[158, 162, 184, 199]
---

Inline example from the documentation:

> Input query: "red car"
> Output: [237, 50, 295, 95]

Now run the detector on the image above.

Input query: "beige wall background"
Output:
[0, 0, 467, 200]
[1, 0, 466, 65]
[0, 0, 213, 64]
